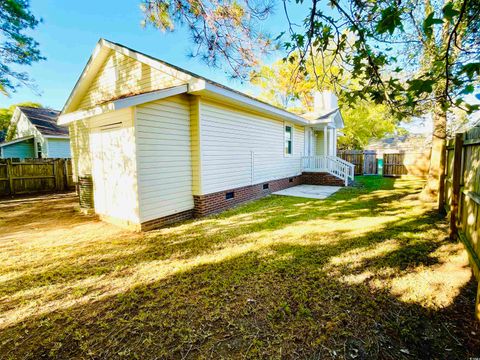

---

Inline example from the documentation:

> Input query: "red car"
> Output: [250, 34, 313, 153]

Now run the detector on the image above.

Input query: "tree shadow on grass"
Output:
[0, 236, 478, 359]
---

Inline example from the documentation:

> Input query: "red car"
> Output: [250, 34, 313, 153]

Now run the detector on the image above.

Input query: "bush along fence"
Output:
[0, 158, 74, 197]
[444, 127, 480, 321]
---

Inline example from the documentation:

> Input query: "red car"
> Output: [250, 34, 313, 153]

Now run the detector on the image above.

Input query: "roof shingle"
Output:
[18, 107, 68, 136]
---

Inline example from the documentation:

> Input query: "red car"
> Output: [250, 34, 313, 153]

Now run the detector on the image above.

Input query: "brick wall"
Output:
[140, 209, 194, 231]
[302, 172, 346, 187]
[193, 175, 302, 217]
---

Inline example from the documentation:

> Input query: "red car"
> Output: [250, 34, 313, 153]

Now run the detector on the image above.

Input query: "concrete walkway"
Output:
[273, 184, 341, 199]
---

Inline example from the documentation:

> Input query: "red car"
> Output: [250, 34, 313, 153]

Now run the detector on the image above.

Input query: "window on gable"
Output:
[285, 125, 293, 155]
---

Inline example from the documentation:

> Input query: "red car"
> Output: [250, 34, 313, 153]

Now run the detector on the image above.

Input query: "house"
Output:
[0, 107, 71, 159]
[58, 39, 354, 231]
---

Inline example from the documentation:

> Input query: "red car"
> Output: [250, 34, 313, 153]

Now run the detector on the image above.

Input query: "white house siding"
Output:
[12, 112, 46, 152]
[199, 99, 305, 194]
[46, 138, 71, 158]
[135, 95, 193, 222]
[69, 118, 92, 180]
[77, 50, 187, 110]
[86, 108, 140, 224]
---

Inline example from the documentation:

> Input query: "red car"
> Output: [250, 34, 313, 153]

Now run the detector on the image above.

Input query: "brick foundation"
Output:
[140, 209, 194, 231]
[301, 172, 346, 187]
[193, 175, 302, 217]
[138, 171, 346, 230]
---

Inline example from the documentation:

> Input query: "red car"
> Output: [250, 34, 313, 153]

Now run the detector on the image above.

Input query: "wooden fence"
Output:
[383, 151, 431, 177]
[0, 158, 74, 197]
[444, 126, 480, 321]
[338, 150, 370, 175]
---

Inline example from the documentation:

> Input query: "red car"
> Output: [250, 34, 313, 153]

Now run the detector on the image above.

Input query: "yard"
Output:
[0, 177, 479, 359]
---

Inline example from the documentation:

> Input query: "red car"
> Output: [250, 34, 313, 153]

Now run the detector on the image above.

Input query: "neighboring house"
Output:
[58, 39, 354, 230]
[0, 107, 71, 159]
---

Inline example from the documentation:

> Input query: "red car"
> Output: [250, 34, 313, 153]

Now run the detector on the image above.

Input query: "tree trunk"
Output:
[424, 100, 447, 212]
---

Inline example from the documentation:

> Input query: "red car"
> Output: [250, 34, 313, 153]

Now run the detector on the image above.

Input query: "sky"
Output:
[0, 0, 308, 110]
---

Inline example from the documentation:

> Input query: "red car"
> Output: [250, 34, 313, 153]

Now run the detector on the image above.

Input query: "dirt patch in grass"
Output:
[0, 177, 478, 359]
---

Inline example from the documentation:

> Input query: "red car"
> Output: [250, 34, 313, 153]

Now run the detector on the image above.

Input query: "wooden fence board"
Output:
[445, 127, 480, 321]
[338, 150, 367, 175]
[0, 158, 74, 197]
[383, 151, 431, 177]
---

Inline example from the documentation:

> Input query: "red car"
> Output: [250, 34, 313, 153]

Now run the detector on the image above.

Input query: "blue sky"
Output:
[0, 0, 309, 110]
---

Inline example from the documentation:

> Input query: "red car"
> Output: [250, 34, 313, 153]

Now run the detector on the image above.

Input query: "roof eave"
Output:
[0, 135, 34, 147]
[189, 82, 309, 125]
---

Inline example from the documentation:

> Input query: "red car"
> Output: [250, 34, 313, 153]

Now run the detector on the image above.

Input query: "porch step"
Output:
[302, 172, 346, 187]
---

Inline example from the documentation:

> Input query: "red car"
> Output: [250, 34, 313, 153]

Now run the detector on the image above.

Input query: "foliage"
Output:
[140, 0, 274, 77]
[142, 0, 479, 116]
[0, 102, 42, 140]
[0, 0, 44, 96]
[338, 100, 407, 149]
[1, 177, 479, 358]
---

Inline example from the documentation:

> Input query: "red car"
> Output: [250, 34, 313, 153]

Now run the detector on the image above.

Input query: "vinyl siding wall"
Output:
[198, 99, 305, 194]
[46, 138, 71, 158]
[78, 50, 187, 110]
[135, 95, 193, 222]
[1, 139, 35, 159]
[10, 112, 46, 156]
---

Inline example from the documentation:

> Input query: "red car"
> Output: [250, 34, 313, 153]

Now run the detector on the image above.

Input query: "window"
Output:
[285, 125, 293, 155]
[289, 178, 294, 183]
[37, 143, 42, 159]
[225, 191, 234, 200]
[263, 183, 269, 190]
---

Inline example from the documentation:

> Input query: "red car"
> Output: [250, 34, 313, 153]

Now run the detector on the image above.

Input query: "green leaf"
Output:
[442, 2, 460, 24]
[407, 79, 436, 94]
[376, 6, 403, 35]
[461, 62, 480, 78]
[461, 84, 475, 95]
[423, 12, 443, 38]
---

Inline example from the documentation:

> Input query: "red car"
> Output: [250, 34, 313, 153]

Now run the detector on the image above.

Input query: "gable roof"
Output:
[59, 39, 310, 126]
[18, 107, 68, 137]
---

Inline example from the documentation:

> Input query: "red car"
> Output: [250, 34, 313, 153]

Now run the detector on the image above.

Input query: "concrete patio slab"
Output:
[273, 185, 341, 199]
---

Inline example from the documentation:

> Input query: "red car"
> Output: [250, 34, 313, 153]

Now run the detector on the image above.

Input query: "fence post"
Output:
[449, 132, 463, 241]
[6, 158, 14, 195]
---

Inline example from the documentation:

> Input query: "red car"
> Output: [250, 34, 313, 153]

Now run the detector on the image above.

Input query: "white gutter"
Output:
[44, 135, 70, 139]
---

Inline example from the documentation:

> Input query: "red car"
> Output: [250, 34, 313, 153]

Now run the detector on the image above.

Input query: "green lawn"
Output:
[0, 176, 479, 359]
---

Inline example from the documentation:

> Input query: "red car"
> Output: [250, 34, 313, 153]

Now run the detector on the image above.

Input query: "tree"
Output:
[142, 0, 480, 210]
[338, 100, 406, 150]
[0, 0, 44, 96]
[0, 102, 41, 140]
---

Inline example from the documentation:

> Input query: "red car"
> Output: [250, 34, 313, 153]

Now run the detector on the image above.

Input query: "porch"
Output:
[301, 124, 354, 186]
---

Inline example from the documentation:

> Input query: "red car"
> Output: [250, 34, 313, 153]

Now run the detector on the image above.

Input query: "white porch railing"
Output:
[301, 155, 355, 186]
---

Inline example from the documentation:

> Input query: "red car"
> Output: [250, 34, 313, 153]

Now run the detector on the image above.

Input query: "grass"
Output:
[0, 176, 479, 359]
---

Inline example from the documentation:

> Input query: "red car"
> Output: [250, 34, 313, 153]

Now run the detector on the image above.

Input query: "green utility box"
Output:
[377, 158, 383, 176]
